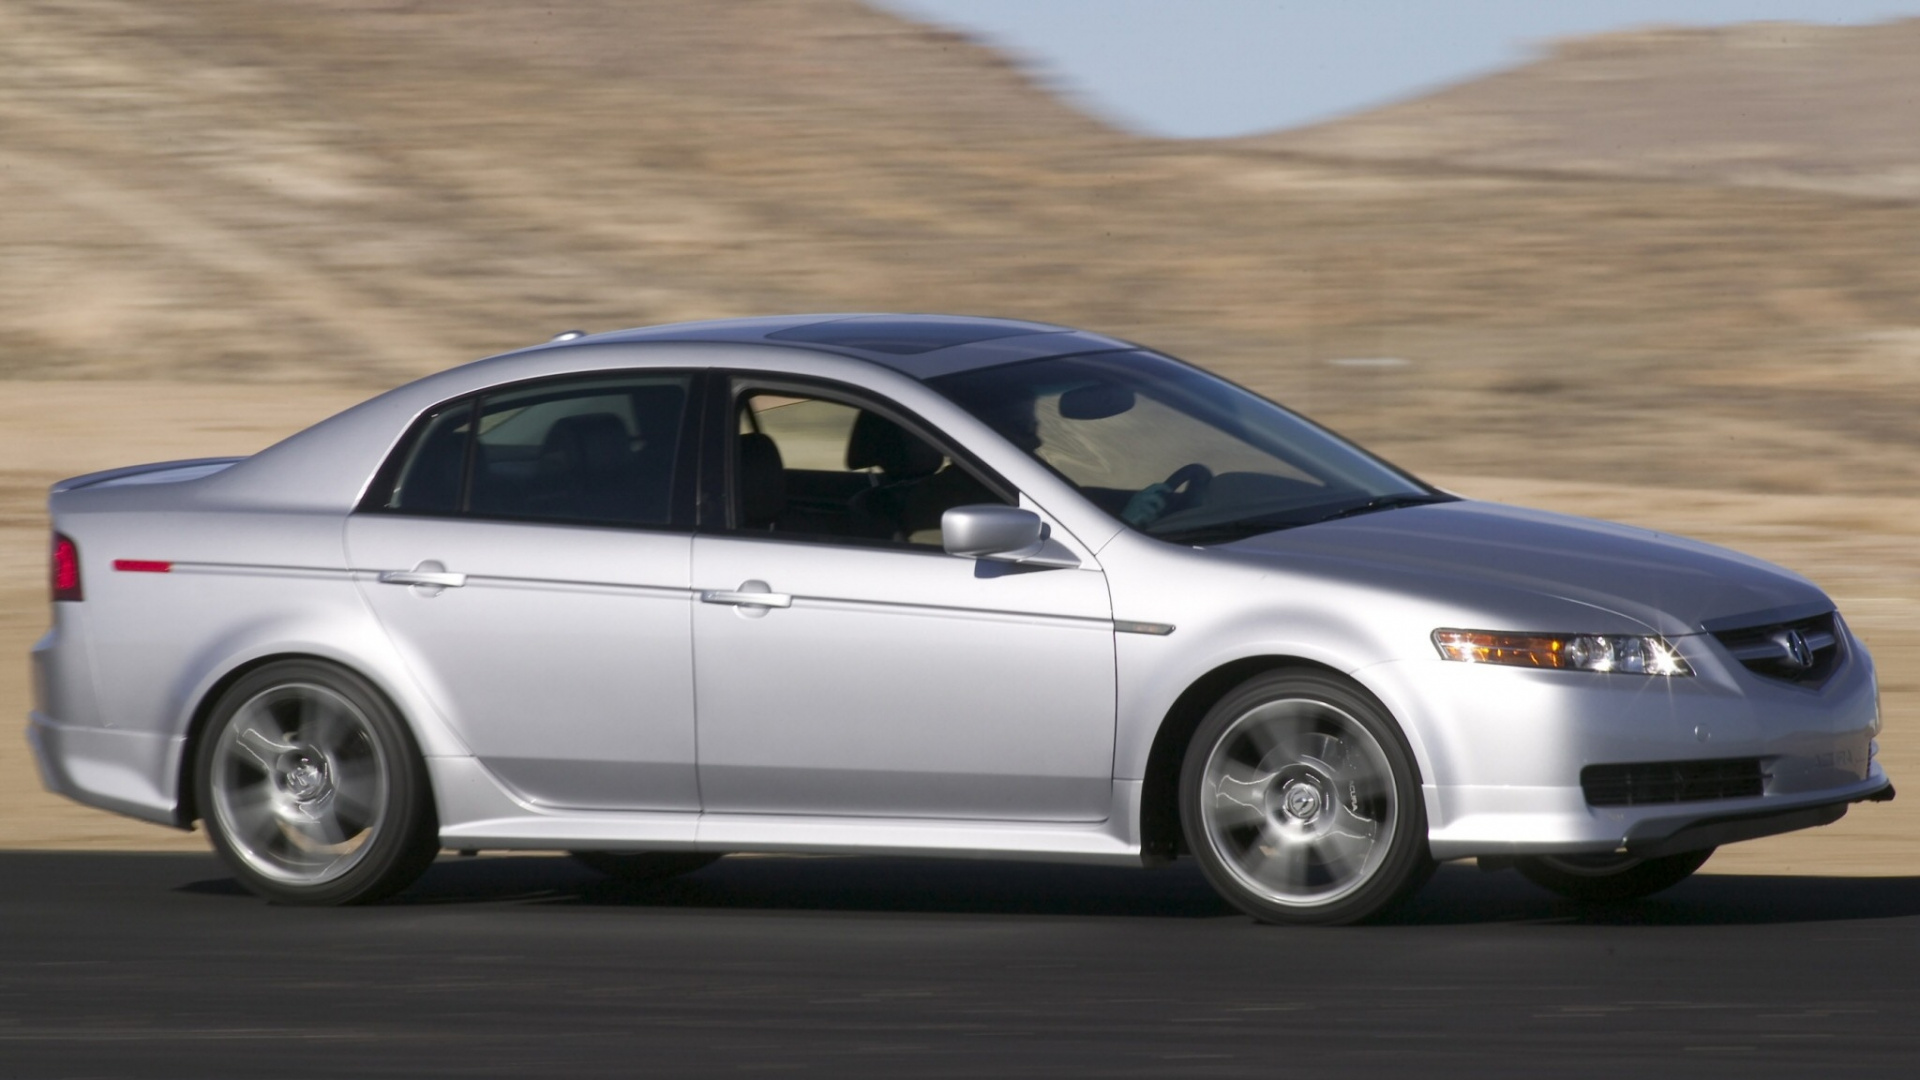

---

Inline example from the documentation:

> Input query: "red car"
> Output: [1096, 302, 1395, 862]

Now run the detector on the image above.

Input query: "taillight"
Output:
[51, 533, 82, 602]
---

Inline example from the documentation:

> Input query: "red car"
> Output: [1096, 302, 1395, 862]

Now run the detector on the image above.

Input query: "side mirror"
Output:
[942, 505, 1079, 568]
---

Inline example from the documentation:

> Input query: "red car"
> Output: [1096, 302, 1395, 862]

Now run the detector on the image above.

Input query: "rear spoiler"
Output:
[51, 457, 246, 494]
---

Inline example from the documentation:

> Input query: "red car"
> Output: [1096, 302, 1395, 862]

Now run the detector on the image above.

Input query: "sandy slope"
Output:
[1257, 19, 1920, 200]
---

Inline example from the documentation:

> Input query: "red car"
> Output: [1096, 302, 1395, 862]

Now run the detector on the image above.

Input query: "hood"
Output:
[1218, 500, 1829, 637]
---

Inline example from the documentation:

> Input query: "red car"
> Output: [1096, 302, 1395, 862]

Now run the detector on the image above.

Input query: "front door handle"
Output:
[378, 560, 467, 595]
[701, 580, 792, 609]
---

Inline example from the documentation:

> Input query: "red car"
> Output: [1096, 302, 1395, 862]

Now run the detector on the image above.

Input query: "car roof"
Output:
[526, 313, 1138, 379]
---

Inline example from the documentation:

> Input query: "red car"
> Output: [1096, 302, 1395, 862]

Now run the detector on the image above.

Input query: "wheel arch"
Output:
[1136, 655, 1427, 862]
[173, 650, 435, 829]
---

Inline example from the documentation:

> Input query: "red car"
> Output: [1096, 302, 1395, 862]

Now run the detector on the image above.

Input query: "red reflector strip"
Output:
[112, 559, 173, 573]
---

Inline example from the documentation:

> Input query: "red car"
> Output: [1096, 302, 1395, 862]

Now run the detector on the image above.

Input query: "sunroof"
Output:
[766, 316, 1059, 356]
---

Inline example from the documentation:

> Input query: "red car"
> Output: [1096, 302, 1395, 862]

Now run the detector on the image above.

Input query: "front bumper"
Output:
[1360, 628, 1889, 861]
[1622, 778, 1893, 859]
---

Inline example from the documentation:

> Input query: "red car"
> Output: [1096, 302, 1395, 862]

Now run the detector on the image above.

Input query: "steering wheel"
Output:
[1161, 462, 1213, 513]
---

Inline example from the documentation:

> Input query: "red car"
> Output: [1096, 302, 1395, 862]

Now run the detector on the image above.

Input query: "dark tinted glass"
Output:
[378, 373, 692, 527]
[385, 402, 473, 514]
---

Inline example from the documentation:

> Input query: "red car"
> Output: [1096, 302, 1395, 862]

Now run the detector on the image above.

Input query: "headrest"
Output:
[541, 413, 631, 474]
[737, 431, 786, 526]
[845, 410, 942, 478]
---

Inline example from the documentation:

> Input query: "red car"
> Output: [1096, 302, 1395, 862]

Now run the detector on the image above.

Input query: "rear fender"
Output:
[167, 617, 472, 825]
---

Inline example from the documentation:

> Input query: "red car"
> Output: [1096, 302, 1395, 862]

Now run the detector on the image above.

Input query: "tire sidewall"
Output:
[1179, 669, 1430, 926]
[194, 659, 437, 905]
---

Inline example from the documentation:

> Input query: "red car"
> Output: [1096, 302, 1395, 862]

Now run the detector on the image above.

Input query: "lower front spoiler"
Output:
[1625, 779, 1895, 860]
[1469, 779, 1896, 869]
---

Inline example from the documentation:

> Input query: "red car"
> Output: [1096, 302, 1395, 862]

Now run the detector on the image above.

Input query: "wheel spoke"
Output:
[1208, 755, 1279, 829]
[1207, 790, 1266, 831]
[298, 809, 352, 849]
[1241, 830, 1312, 891]
[1198, 692, 1405, 910]
[329, 759, 383, 833]
[222, 776, 280, 832]
[211, 681, 392, 888]
[1317, 806, 1382, 869]
[1239, 712, 1310, 772]
[230, 791, 292, 859]
[233, 718, 297, 770]
[294, 690, 322, 738]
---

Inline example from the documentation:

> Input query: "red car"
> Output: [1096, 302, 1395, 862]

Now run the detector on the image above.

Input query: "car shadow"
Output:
[1381, 863, 1920, 926]
[206, 853, 1920, 926]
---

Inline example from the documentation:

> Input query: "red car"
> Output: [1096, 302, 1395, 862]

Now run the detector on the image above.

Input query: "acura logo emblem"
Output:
[1773, 628, 1815, 670]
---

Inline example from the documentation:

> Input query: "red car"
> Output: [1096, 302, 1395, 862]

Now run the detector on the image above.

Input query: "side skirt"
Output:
[430, 756, 1145, 866]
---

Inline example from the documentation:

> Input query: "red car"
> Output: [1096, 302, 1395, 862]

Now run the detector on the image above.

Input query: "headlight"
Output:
[1432, 629, 1693, 676]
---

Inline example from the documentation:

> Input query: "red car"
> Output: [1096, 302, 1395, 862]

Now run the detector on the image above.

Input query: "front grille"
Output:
[1582, 758, 1765, 807]
[1711, 611, 1841, 687]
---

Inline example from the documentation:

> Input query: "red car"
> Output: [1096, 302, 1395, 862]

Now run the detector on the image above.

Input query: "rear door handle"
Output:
[380, 571, 468, 588]
[378, 560, 467, 594]
[701, 580, 792, 609]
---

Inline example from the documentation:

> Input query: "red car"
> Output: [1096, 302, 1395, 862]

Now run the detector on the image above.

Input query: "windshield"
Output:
[929, 350, 1448, 544]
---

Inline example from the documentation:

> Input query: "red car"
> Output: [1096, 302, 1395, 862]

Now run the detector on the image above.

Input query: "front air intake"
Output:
[1581, 758, 1765, 807]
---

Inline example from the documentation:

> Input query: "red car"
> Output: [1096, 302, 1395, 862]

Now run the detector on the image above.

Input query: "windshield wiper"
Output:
[1155, 515, 1309, 546]
[1300, 492, 1453, 526]
[1155, 493, 1453, 546]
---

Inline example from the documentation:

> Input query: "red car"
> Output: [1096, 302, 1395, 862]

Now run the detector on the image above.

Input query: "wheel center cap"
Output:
[1282, 781, 1324, 821]
[282, 756, 328, 800]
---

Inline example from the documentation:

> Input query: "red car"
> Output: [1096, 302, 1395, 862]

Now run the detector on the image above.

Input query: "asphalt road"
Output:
[2, 851, 1918, 1078]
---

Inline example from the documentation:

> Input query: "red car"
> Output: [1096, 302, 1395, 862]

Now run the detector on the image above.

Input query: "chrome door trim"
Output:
[701, 580, 793, 609]
[378, 570, 469, 588]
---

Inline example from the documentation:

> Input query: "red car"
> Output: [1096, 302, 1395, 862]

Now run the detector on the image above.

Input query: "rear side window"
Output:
[387, 405, 472, 514]
[370, 373, 694, 528]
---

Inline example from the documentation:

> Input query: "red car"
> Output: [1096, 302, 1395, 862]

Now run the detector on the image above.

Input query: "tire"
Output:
[569, 851, 722, 882]
[1514, 848, 1714, 902]
[194, 660, 439, 905]
[1180, 670, 1433, 926]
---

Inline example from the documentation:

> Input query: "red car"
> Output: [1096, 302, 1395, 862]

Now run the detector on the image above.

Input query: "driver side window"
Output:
[730, 385, 1008, 547]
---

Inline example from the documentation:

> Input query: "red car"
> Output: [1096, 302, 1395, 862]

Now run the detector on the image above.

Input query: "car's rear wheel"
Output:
[1180, 670, 1432, 926]
[1513, 848, 1714, 902]
[196, 660, 438, 905]
[569, 851, 722, 882]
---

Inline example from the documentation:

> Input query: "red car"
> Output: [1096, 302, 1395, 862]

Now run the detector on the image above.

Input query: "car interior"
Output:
[733, 392, 1003, 546]
[385, 379, 688, 527]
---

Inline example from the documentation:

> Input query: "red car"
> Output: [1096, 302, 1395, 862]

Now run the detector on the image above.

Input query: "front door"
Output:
[691, 380, 1116, 822]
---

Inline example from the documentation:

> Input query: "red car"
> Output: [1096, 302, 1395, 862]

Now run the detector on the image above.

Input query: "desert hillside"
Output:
[0, 2, 1916, 859]
[1256, 19, 1920, 200]
[0, 2, 1916, 494]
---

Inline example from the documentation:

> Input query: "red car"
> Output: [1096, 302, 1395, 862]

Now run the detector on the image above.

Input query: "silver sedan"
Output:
[28, 315, 1892, 923]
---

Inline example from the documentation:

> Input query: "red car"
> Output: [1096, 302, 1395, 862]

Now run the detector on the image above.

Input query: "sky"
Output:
[874, 0, 1920, 138]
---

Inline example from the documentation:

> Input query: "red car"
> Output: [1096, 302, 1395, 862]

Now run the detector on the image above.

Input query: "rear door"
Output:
[347, 371, 703, 812]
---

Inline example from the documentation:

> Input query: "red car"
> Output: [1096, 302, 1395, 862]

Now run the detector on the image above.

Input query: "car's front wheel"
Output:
[195, 660, 439, 905]
[1180, 670, 1432, 926]
[1513, 848, 1714, 902]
